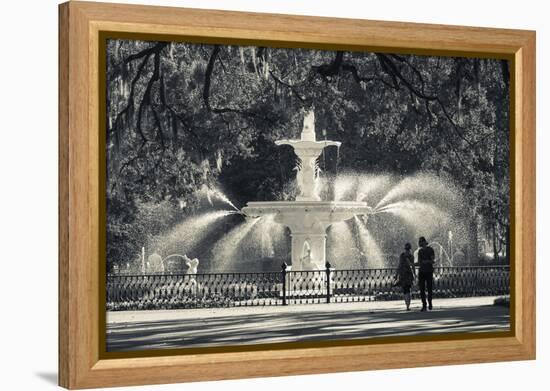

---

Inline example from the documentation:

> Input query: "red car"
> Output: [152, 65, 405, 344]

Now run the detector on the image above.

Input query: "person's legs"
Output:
[418, 272, 427, 310]
[403, 286, 411, 310]
[427, 273, 433, 310]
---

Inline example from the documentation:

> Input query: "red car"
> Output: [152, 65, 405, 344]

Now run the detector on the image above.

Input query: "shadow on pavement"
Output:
[107, 305, 510, 352]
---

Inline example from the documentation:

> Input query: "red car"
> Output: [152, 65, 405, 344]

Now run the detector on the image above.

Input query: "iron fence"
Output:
[107, 265, 510, 310]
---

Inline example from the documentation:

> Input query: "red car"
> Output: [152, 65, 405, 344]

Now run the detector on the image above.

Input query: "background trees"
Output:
[106, 39, 510, 270]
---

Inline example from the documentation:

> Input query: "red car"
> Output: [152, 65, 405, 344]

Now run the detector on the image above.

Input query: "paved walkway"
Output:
[106, 297, 510, 351]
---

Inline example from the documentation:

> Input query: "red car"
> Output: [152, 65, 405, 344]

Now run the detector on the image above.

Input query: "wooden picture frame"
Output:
[59, 1, 536, 389]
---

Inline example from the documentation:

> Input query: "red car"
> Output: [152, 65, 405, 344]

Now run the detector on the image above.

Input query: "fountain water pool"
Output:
[242, 111, 371, 270]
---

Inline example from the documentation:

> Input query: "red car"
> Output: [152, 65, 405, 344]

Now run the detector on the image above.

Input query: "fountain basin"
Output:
[242, 201, 371, 270]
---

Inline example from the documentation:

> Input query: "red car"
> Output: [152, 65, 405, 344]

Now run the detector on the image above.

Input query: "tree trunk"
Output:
[468, 206, 480, 265]
[492, 223, 499, 263]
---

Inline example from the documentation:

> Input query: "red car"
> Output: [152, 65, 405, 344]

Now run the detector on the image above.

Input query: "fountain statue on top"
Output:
[242, 110, 372, 270]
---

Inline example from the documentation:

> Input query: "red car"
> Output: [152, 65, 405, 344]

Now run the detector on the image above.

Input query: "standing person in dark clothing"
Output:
[415, 236, 435, 311]
[396, 243, 416, 311]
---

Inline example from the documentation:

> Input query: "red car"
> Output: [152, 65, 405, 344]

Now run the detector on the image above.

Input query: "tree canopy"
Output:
[106, 39, 510, 269]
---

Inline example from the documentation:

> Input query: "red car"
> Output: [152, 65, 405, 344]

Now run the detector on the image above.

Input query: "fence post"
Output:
[281, 262, 287, 306]
[325, 261, 332, 303]
[472, 267, 479, 297]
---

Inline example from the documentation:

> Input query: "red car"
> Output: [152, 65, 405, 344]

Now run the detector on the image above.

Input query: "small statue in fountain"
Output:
[301, 109, 316, 141]
[183, 254, 199, 296]
[300, 241, 321, 271]
[147, 252, 164, 273]
[183, 254, 199, 274]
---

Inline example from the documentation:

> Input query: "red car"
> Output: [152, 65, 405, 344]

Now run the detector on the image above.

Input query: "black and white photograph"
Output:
[104, 38, 511, 352]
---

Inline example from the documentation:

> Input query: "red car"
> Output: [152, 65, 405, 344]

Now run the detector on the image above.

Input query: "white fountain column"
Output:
[295, 151, 321, 201]
[295, 111, 319, 201]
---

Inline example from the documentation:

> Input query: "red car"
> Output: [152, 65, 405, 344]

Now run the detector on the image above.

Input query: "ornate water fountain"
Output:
[242, 111, 371, 270]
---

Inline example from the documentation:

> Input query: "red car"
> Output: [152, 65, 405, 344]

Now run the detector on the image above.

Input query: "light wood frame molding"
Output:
[59, 1, 536, 389]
